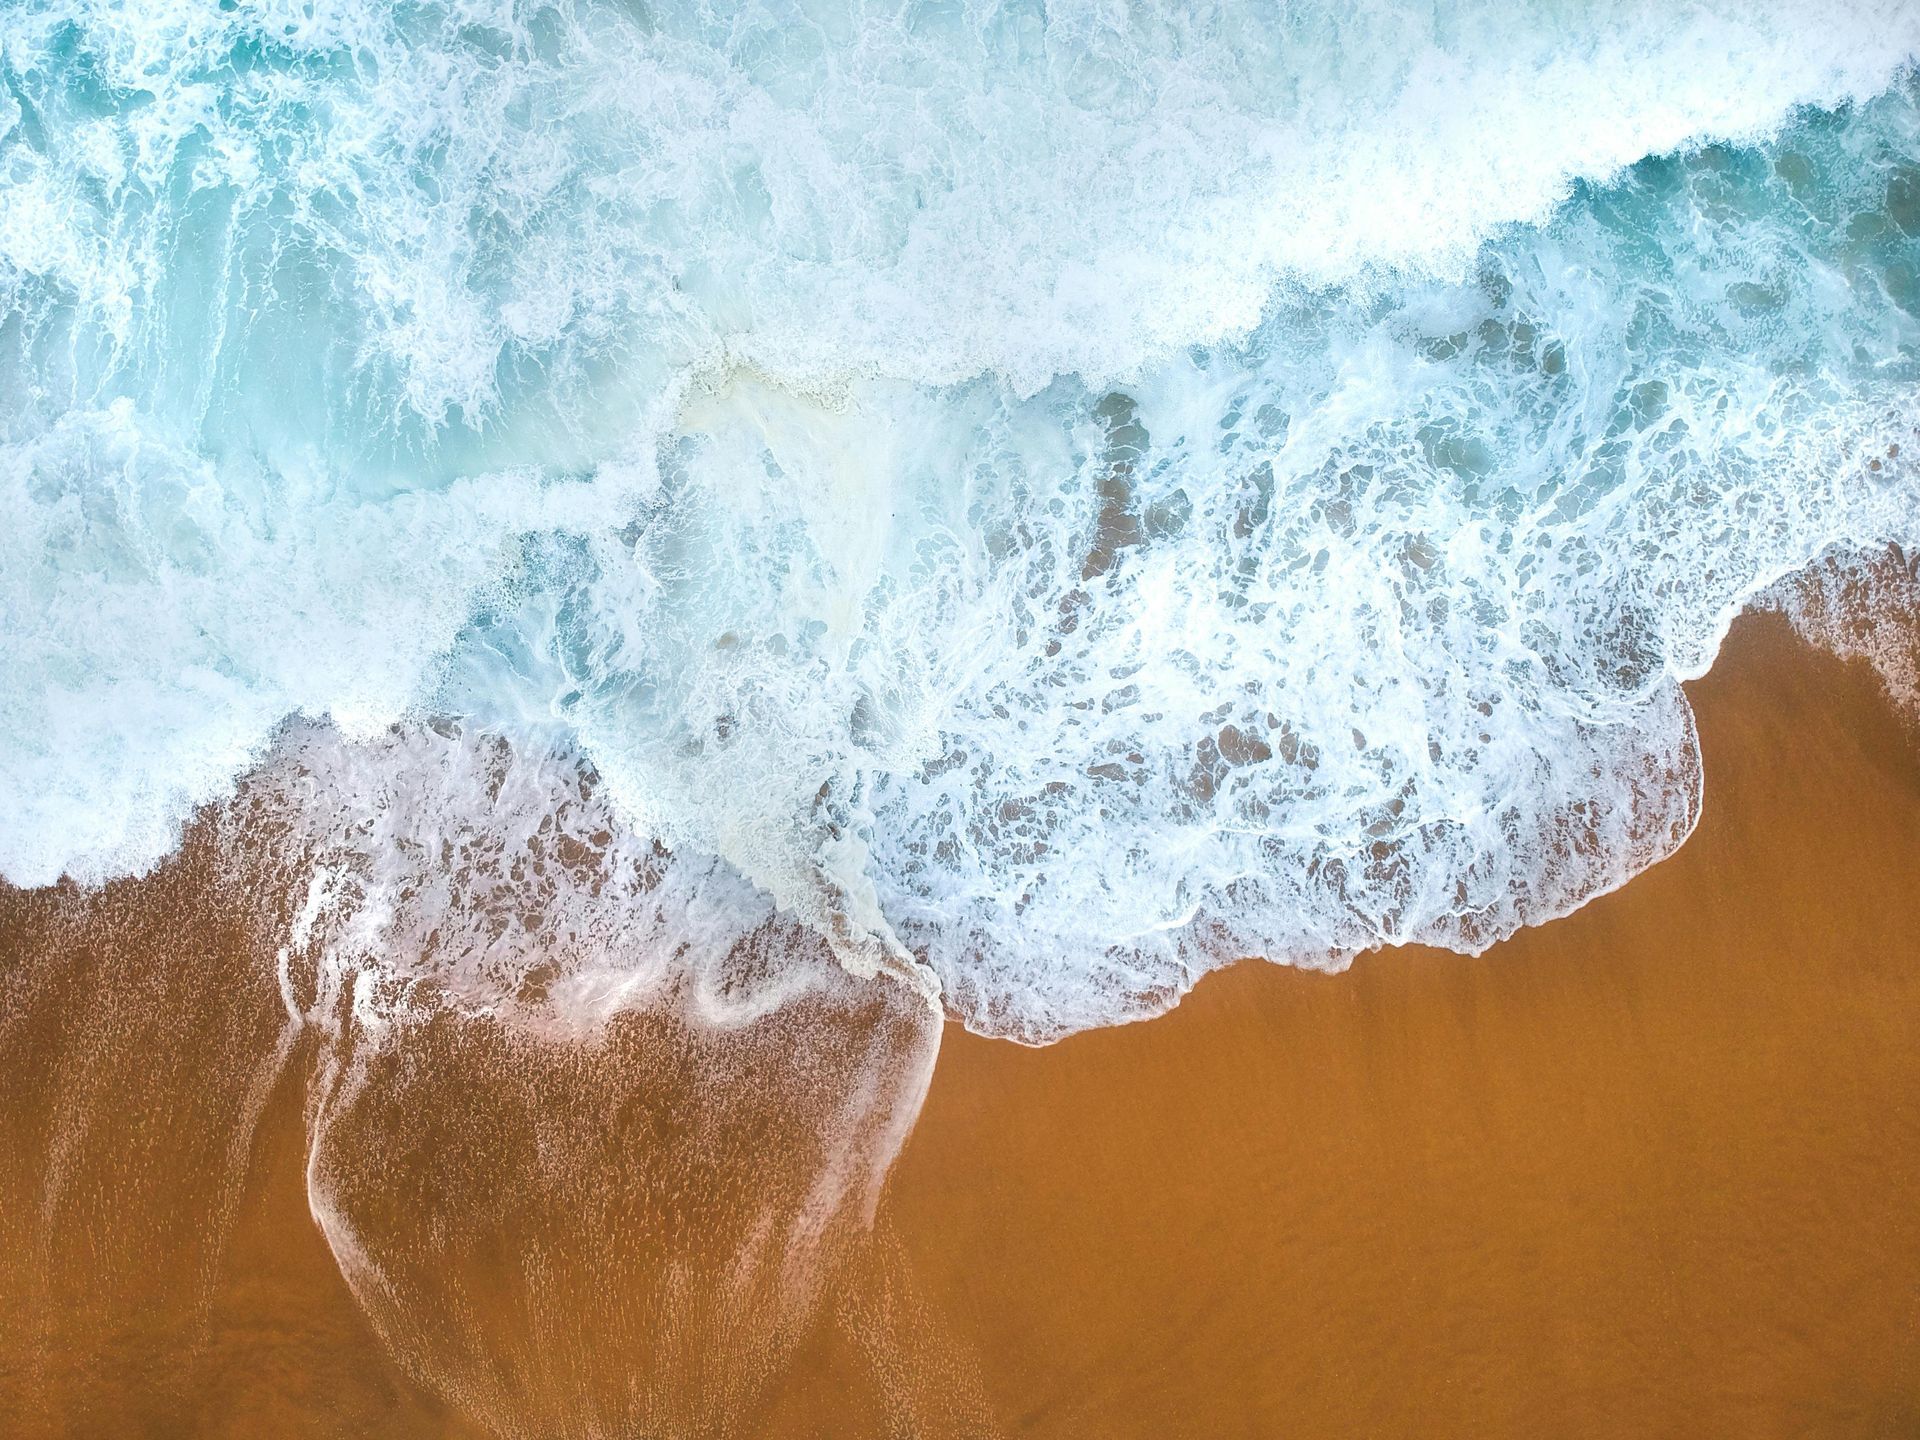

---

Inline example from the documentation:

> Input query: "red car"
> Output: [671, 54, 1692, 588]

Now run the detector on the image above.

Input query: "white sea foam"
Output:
[3, 1, 1919, 1039]
[233, 718, 821, 1029]
[1761, 544, 1920, 721]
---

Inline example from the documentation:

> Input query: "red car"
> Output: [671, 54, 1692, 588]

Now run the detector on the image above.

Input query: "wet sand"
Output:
[879, 608, 1920, 1437]
[2, 608, 1919, 1436]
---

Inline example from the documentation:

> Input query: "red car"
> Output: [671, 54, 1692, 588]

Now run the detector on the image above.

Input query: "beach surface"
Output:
[870, 608, 1920, 1437]
[1, 608, 1917, 1437]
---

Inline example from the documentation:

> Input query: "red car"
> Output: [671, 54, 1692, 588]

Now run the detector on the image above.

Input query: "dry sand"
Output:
[1, 609, 1917, 1437]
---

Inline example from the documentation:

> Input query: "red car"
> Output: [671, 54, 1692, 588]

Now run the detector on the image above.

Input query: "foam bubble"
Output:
[0, 400, 634, 885]
[3, 2, 1919, 1040]
[1760, 543, 1920, 721]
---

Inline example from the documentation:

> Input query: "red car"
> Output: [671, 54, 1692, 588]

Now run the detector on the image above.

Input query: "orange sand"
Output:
[2, 610, 1918, 1437]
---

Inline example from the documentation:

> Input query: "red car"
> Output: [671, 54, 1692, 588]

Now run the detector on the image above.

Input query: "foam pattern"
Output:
[4, 1, 1919, 1038]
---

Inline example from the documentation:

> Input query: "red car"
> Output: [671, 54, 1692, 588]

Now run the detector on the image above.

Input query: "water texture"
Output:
[4, 0, 1919, 1039]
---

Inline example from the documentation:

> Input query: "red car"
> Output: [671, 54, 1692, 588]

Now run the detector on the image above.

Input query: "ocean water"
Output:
[4, 0, 1919, 1042]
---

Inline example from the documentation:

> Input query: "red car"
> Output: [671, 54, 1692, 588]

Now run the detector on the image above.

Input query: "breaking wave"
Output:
[4, 0, 1919, 1039]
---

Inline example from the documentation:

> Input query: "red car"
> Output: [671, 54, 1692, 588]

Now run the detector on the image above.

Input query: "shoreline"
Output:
[1, 608, 1916, 1435]
[869, 609, 1920, 1436]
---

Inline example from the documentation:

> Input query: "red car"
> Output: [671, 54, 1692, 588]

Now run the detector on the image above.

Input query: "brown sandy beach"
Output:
[2, 608, 1918, 1437]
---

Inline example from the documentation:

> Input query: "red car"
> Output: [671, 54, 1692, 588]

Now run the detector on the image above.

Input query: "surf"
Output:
[2, 0, 1918, 1043]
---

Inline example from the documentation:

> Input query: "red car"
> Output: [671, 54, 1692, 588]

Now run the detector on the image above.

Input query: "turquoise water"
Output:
[3, 1, 1918, 1037]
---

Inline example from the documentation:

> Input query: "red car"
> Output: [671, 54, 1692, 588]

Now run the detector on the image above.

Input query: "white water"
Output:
[3, 0, 1919, 1039]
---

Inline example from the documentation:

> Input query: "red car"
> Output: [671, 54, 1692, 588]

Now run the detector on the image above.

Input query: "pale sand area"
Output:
[1, 608, 1917, 1437]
